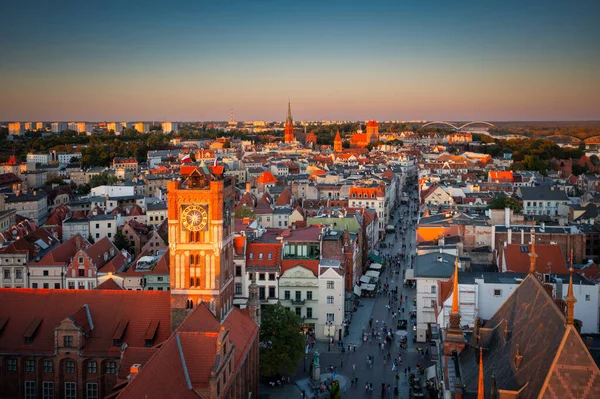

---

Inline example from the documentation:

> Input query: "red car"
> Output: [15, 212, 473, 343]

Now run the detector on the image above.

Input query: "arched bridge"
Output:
[544, 135, 583, 144]
[421, 121, 495, 131]
[584, 136, 600, 144]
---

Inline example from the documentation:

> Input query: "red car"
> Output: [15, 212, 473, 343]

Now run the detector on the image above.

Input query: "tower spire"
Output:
[529, 221, 537, 274]
[452, 256, 460, 313]
[566, 249, 577, 325]
[478, 346, 485, 399]
[286, 100, 292, 124]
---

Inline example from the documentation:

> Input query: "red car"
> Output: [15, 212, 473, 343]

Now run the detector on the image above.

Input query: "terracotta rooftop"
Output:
[502, 243, 567, 274]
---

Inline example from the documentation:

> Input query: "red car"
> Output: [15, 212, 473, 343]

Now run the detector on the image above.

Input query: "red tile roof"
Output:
[489, 170, 514, 183]
[28, 234, 90, 267]
[118, 347, 158, 379]
[255, 171, 277, 184]
[275, 187, 293, 206]
[0, 289, 170, 356]
[502, 243, 567, 274]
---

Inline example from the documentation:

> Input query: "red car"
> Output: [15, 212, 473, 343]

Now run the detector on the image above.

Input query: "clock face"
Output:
[181, 205, 208, 231]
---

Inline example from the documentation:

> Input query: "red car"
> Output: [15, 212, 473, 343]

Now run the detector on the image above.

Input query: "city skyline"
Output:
[1, 1, 599, 121]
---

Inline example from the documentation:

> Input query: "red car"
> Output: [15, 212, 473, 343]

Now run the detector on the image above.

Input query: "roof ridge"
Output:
[175, 333, 193, 390]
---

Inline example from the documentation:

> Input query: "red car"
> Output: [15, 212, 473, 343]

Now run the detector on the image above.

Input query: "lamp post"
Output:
[326, 321, 333, 351]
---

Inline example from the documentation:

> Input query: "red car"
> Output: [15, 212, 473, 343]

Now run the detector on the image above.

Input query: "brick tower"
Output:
[167, 166, 235, 328]
[284, 101, 295, 143]
[366, 120, 379, 143]
[334, 131, 342, 153]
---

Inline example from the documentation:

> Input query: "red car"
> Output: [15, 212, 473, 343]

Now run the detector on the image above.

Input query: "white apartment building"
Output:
[518, 187, 570, 217]
[8, 122, 23, 136]
[349, 186, 387, 239]
[279, 265, 319, 333]
[0, 251, 28, 288]
[63, 217, 90, 242]
[317, 259, 345, 341]
[27, 153, 51, 164]
[57, 152, 81, 164]
[91, 185, 135, 198]
[4, 191, 49, 225]
[413, 252, 457, 342]
[89, 214, 118, 241]
[51, 122, 68, 133]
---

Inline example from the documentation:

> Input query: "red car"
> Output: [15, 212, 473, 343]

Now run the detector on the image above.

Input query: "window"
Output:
[64, 336, 73, 348]
[86, 383, 98, 399]
[586, 295, 591, 301]
[259, 253, 263, 259]
[65, 382, 76, 399]
[78, 257, 84, 264]
[42, 382, 54, 399]
[55, 283, 60, 289]
[16, 270, 22, 279]
[327, 313, 335, 322]
[259, 273, 265, 281]
[295, 291, 301, 301]
[105, 361, 117, 374]
[295, 307, 301, 317]
[235, 266, 242, 277]
[431, 286, 436, 294]
[107, 223, 112, 228]
[307, 307, 313, 319]
[68, 282, 75, 289]
[65, 360, 75, 373]
[235, 283, 242, 295]
[284, 290, 290, 300]
[95, 223, 100, 229]
[249, 253, 254, 260]
[25, 381, 36, 399]
[268, 273, 275, 281]
[78, 269, 85, 277]
[32, 283, 38, 288]
[43, 360, 53, 373]
[327, 296, 334, 304]
[25, 359, 35, 372]
[88, 360, 97, 373]
[268, 286, 275, 298]
[7, 358, 17, 371]
[307, 291, 313, 301]
[493, 289, 502, 297]
[43, 283, 49, 289]
[3, 269, 9, 279]
[268, 253, 272, 259]
[43, 270, 49, 276]
[259, 287, 265, 300]
[327, 281, 334, 289]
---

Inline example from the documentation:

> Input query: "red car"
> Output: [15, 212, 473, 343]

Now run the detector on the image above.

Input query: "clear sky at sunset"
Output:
[1, 1, 599, 121]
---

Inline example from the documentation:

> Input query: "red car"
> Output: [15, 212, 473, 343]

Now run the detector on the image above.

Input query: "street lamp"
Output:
[326, 321, 334, 351]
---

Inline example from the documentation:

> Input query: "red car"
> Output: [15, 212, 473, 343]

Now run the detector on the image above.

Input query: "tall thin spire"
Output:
[478, 346, 485, 399]
[286, 100, 292, 124]
[452, 256, 460, 313]
[529, 221, 537, 274]
[566, 249, 577, 325]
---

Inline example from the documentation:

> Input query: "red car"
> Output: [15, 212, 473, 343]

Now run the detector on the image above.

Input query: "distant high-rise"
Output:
[161, 122, 178, 134]
[51, 122, 68, 133]
[8, 122, 23, 136]
[134, 122, 150, 133]
[107, 122, 123, 134]
[284, 101, 295, 143]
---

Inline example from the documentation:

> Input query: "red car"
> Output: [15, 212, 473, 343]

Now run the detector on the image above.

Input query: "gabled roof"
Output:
[29, 234, 90, 267]
[256, 171, 278, 184]
[274, 187, 293, 206]
[459, 274, 600, 397]
[82, 237, 119, 271]
[95, 278, 123, 290]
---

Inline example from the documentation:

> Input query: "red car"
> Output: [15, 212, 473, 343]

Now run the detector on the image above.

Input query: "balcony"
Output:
[292, 299, 305, 305]
[299, 317, 317, 323]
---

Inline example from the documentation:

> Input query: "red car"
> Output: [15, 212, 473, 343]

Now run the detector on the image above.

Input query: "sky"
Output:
[1, 0, 599, 122]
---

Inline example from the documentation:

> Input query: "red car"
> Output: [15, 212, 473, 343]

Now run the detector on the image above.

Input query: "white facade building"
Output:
[161, 122, 178, 133]
[278, 265, 319, 332]
[89, 214, 118, 241]
[27, 153, 51, 164]
[317, 259, 345, 341]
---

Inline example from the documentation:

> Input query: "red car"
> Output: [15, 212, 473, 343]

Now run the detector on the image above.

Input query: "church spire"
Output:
[478, 346, 485, 399]
[286, 100, 292, 125]
[489, 368, 499, 399]
[566, 249, 577, 325]
[452, 256, 460, 313]
[529, 221, 537, 274]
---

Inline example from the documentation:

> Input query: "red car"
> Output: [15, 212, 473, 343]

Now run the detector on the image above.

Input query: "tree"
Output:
[113, 231, 131, 252]
[234, 206, 256, 219]
[259, 302, 304, 378]
[88, 173, 119, 188]
[45, 177, 66, 186]
[489, 195, 523, 213]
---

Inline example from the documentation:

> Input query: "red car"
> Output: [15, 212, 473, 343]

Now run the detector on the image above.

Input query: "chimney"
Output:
[245, 182, 251, 194]
[541, 222, 545, 232]
[437, 256, 443, 262]
[129, 363, 141, 378]
[586, 336, 593, 348]
[504, 207, 510, 227]
[521, 229, 524, 245]
[508, 228, 512, 244]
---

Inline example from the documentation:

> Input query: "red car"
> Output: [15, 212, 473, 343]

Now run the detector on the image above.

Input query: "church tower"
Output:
[284, 101, 295, 143]
[366, 120, 379, 143]
[334, 131, 342, 153]
[167, 166, 235, 329]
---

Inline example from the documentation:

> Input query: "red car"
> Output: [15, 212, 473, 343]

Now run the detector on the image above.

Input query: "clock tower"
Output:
[167, 166, 235, 328]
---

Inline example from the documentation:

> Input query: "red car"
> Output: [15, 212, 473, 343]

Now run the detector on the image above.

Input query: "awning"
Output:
[369, 263, 382, 270]
[386, 225, 395, 231]
[363, 284, 376, 291]
[365, 270, 380, 279]
[426, 365, 437, 380]
[369, 252, 382, 263]
[354, 285, 362, 296]
[359, 276, 371, 284]
[405, 268, 415, 280]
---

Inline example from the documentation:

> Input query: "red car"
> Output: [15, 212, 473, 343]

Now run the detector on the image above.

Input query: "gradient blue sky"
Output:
[1, 0, 599, 121]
